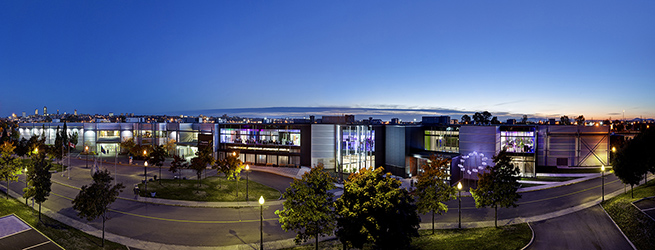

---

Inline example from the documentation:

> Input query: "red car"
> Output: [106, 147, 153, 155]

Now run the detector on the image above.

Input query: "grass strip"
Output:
[137, 176, 281, 202]
[283, 224, 532, 250]
[0, 191, 127, 250]
[601, 179, 655, 250]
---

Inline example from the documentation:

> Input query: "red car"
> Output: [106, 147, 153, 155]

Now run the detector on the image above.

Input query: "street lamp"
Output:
[601, 165, 605, 202]
[144, 161, 148, 193]
[245, 165, 250, 201]
[24, 167, 28, 205]
[259, 196, 264, 250]
[457, 182, 462, 229]
[85, 146, 89, 168]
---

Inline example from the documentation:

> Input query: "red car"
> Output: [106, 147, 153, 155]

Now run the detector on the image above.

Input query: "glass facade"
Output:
[338, 125, 375, 173]
[501, 131, 535, 153]
[424, 127, 459, 153]
[220, 128, 300, 146]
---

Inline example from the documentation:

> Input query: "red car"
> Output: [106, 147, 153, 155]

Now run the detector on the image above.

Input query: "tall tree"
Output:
[491, 116, 501, 125]
[470, 151, 521, 227]
[149, 145, 168, 184]
[612, 129, 655, 197]
[216, 151, 245, 196]
[521, 115, 529, 124]
[0, 142, 20, 199]
[461, 115, 471, 124]
[415, 155, 456, 234]
[335, 167, 419, 250]
[23, 152, 52, 222]
[72, 169, 125, 247]
[169, 155, 187, 186]
[187, 146, 215, 187]
[560, 115, 571, 125]
[275, 164, 336, 250]
[482, 111, 492, 125]
[575, 115, 586, 125]
[473, 112, 483, 125]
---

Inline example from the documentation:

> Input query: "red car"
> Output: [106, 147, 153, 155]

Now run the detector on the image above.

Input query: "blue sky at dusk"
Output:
[2, 1, 654, 120]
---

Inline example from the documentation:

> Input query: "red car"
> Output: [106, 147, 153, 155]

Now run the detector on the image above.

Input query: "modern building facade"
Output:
[18, 116, 610, 181]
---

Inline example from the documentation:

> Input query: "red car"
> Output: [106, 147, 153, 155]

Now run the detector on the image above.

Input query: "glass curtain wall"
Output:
[424, 127, 459, 153]
[338, 125, 375, 173]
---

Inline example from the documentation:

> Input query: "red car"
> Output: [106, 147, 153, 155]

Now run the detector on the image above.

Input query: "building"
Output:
[18, 116, 610, 182]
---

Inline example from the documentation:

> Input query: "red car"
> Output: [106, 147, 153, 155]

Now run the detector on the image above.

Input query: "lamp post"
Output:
[24, 167, 28, 205]
[601, 165, 605, 202]
[259, 196, 264, 250]
[143, 150, 148, 193]
[245, 165, 250, 201]
[85, 146, 89, 168]
[457, 182, 462, 229]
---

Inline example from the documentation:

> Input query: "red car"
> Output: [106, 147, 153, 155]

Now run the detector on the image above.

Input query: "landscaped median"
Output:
[0, 192, 127, 250]
[601, 179, 655, 250]
[136, 176, 281, 202]
[282, 224, 532, 250]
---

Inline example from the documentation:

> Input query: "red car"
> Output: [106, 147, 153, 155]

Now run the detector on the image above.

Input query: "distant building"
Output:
[22, 112, 26, 118]
[422, 116, 450, 125]
[74, 109, 78, 116]
[43, 106, 47, 116]
[34, 109, 38, 116]
[321, 115, 355, 124]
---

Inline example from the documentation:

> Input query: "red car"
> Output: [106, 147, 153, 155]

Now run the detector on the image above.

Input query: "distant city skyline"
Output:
[2, 1, 654, 119]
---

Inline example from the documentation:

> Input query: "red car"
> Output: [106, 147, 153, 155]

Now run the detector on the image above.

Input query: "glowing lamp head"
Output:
[24, 168, 27, 172]
[245, 165, 249, 171]
[232, 152, 236, 156]
[612, 147, 616, 152]
[259, 196, 265, 205]
[457, 182, 462, 190]
[35, 148, 38, 154]
[143, 150, 147, 155]
[601, 165, 605, 172]
[145, 161, 148, 167]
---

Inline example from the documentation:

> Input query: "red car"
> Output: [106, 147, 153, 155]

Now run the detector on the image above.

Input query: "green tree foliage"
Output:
[575, 115, 586, 125]
[72, 169, 125, 247]
[169, 155, 188, 186]
[560, 115, 571, 125]
[470, 151, 521, 227]
[215, 151, 245, 194]
[461, 115, 471, 124]
[491, 116, 501, 125]
[149, 145, 168, 184]
[23, 152, 52, 222]
[187, 146, 215, 187]
[0, 141, 20, 199]
[335, 167, 420, 250]
[473, 112, 483, 125]
[276, 164, 336, 250]
[613, 129, 655, 197]
[15, 138, 29, 158]
[415, 155, 456, 234]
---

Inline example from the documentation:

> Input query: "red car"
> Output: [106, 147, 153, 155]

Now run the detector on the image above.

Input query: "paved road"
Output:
[528, 205, 634, 250]
[1, 157, 633, 247]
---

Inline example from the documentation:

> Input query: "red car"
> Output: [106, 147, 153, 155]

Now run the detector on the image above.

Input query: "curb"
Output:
[599, 204, 637, 250]
[520, 222, 535, 250]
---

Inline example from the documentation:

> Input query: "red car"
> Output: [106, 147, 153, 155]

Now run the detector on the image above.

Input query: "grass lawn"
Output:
[282, 224, 532, 250]
[601, 179, 655, 250]
[0, 191, 127, 250]
[137, 176, 281, 202]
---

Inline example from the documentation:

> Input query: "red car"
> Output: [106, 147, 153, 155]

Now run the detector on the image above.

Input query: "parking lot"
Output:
[633, 197, 655, 221]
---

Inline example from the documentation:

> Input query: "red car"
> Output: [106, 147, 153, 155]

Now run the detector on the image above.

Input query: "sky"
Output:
[1, 1, 654, 121]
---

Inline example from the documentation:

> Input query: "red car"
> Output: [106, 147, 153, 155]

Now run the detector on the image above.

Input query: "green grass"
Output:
[601, 179, 655, 250]
[282, 224, 532, 250]
[137, 176, 281, 202]
[0, 191, 127, 250]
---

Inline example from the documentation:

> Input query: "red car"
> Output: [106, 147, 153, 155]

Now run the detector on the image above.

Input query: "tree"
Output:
[415, 155, 456, 234]
[473, 112, 483, 125]
[72, 169, 125, 247]
[187, 146, 215, 187]
[575, 115, 586, 125]
[470, 151, 521, 227]
[560, 115, 571, 125]
[612, 129, 655, 197]
[15, 138, 29, 158]
[521, 115, 529, 124]
[149, 145, 168, 184]
[169, 155, 187, 186]
[275, 164, 336, 250]
[164, 139, 176, 156]
[461, 115, 471, 124]
[23, 152, 52, 222]
[215, 151, 245, 196]
[335, 167, 419, 250]
[482, 111, 492, 125]
[490, 116, 500, 125]
[0, 141, 20, 199]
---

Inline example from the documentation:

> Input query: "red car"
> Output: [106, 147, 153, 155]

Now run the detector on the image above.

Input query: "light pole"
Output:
[245, 165, 250, 201]
[143, 150, 148, 193]
[457, 182, 462, 229]
[24, 167, 28, 205]
[259, 196, 264, 250]
[85, 146, 89, 168]
[601, 165, 605, 202]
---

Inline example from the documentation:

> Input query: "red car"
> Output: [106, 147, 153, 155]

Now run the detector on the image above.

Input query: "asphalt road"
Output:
[528, 205, 633, 250]
[2, 157, 632, 247]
